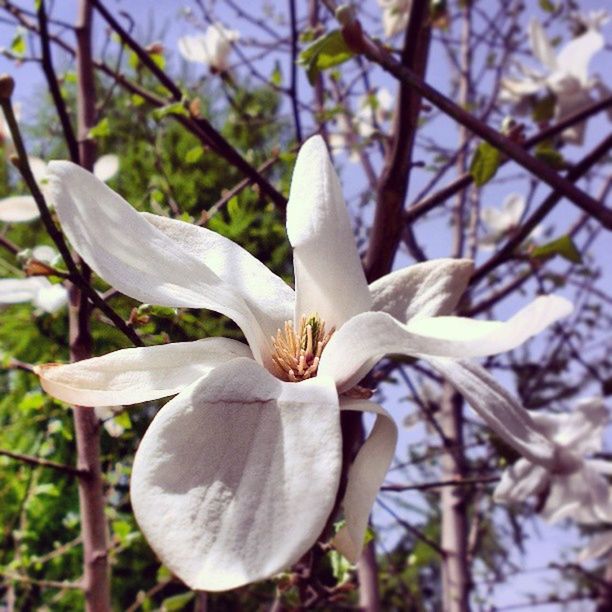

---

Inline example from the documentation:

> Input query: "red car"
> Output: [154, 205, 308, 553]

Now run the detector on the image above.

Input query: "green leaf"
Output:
[89, 118, 110, 139]
[10, 30, 26, 56]
[137, 304, 178, 319]
[34, 483, 60, 497]
[152, 101, 189, 121]
[185, 146, 203, 164]
[329, 549, 354, 584]
[113, 411, 132, 431]
[298, 30, 354, 85]
[161, 592, 195, 611]
[531, 235, 582, 264]
[538, 0, 556, 12]
[469, 142, 501, 186]
[534, 142, 565, 169]
[271, 61, 283, 87]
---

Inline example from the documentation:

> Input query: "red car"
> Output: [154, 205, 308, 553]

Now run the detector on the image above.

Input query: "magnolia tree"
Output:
[0, 0, 610, 610]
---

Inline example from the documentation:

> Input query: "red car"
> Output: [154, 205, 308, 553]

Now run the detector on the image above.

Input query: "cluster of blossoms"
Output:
[501, 16, 610, 145]
[33, 135, 607, 590]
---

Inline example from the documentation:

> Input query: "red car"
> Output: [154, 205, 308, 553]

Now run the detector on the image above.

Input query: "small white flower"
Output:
[355, 88, 394, 139]
[495, 397, 612, 524]
[94, 405, 126, 438]
[37, 136, 572, 590]
[0, 155, 119, 224]
[378, 0, 412, 38]
[178, 23, 239, 73]
[0, 276, 68, 313]
[579, 531, 612, 562]
[479, 193, 542, 249]
[501, 18, 606, 145]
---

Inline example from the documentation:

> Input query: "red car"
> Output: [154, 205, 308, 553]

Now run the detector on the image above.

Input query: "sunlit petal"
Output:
[131, 358, 341, 590]
[37, 337, 252, 407]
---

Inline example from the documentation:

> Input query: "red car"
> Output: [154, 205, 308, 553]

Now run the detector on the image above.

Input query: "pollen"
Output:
[271, 314, 334, 382]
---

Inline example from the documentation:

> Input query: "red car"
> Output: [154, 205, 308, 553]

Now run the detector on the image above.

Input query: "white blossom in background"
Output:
[0, 244, 68, 314]
[178, 23, 239, 73]
[479, 193, 542, 249]
[501, 18, 607, 145]
[328, 113, 360, 163]
[495, 397, 612, 524]
[355, 88, 394, 139]
[94, 405, 126, 438]
[0, 154, 119, 223]
[378, 0, 412, 38]
[571, 9, 610, 32]
[36, 136, 573, 591]
[579, 531, 612, 562]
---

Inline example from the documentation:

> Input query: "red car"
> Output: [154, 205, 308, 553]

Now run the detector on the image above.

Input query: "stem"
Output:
[73, 2, 111, 610]
[439, 384, 470, 612]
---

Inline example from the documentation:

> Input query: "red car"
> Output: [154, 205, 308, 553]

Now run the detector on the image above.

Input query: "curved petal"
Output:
[426, 359, 571, 469]
[528, 19, 557, 71]
[131, 358, 342, 591]
[142, 213, 294, 341]
[319, 296, 572, 392]
[0, 195, 40, 223]
[177, 34, 211, 64]
[32, 245, 58, 264]
[36, 337, 252, 407]
[286, 136, 371, 329]
[0, 277, 45, 303]
[369, 259, 473, 323]
[332, 399, 397, 562]
[29, 157, 49, 184]
[93, 154, 119, 182]
[554, 86, 593, 145]
[542, 464, 612, 524]
[481, 207, 507, 233]
[33, 282, 68, 313]
[578, 532, 612, 562]
[493, 458, 549, 504]
[556, 29, 604, 84]
[46, 161, 270, 361]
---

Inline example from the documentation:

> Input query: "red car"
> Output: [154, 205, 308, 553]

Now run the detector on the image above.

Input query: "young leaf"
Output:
[534, 142, 565, 169]
[89, 118, 111, 139]
[531, 235, 582, 264]
[152, 101, 189, 121]
[298, 30, 354, 85]
[469, 142, 501, 186]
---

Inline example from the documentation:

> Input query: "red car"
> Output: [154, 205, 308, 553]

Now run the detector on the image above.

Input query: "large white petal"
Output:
[0, 196, 40, 223]
[36, 337, 252, 406]
[46, 161, 269, 361]
[143, 213, 294, 342]
[369, 259, 473, 323]
[319, 296, 572, 392]
[556, 29, 604, 85]
[528, 19, 557, 71]
[93, 154, 119, 182]
[426, 359, 570, 469]
[131, 358, 341, 591]
[0, 277, 45, 303]
[286, 136, 371, 329]
[332, 399, 397, 562]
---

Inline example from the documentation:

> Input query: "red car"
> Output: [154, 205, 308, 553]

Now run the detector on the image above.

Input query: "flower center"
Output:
[271, 313, 334, 382]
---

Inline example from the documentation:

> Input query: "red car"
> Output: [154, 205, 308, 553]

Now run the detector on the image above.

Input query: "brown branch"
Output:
[2, 571, 83, 590]
[364, 0, 431, 281]
[0, 448, 89, 478]
[405, 95, 612, 224]
[472, 133, 612, 284]
[381, 475, 499, 492]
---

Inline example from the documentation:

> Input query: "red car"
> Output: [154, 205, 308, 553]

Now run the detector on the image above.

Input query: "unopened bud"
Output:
[0, 74, 15, 99]
[335, 4, 356, 27]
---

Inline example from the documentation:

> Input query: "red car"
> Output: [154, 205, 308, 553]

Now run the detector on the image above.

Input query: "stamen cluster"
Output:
[271, 314, 334, 382]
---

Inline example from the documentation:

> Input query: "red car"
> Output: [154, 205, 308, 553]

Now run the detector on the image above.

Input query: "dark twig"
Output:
[0, 447, 89, 478]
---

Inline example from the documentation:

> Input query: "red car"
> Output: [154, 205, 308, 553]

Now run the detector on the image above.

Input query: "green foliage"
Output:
[531, 235, 582, 264]
[298, 30, 354, 85]
[469, 141, 501, 186]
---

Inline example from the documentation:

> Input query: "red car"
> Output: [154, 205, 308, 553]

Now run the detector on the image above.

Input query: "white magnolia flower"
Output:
[378, 0, 412, 38]
[37, 136, 572, 591]
[501, 19, 605, 144]
[495, 397, 612, 524]
[0, 154, 119, 223]
[95, 405, 126, 438]
[571, 9, 610, 32]
[479, 193, 542, 249]
[0, 276, 67, 313]
[355, 88, 394, 139]
[579, 531, 612, 562]
[178, 23, 239, 73]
